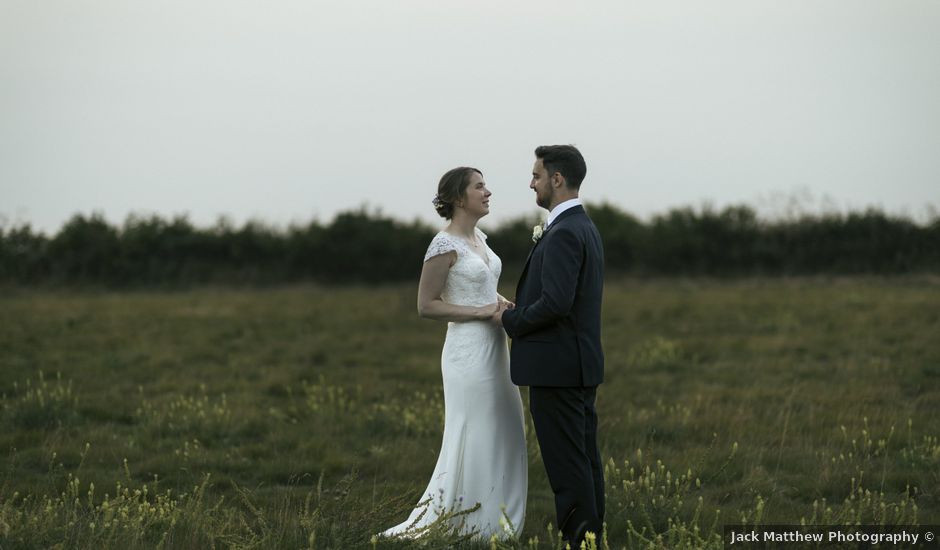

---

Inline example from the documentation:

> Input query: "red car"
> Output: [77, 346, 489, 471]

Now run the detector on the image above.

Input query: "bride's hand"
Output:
[478, 303, 500, 319]
[498, 298, 515, 310]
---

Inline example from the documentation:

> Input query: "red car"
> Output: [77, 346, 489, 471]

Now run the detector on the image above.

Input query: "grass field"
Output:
[1, 278, 938, 549]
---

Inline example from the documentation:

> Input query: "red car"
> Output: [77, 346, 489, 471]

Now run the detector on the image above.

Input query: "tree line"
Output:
[1, 203, 938, 287]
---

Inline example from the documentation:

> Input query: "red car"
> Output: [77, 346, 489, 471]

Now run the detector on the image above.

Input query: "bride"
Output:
[381, 167, 528, 540]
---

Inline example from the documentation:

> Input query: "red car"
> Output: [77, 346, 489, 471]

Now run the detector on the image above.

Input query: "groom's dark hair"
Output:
[535, 145, 586, 189]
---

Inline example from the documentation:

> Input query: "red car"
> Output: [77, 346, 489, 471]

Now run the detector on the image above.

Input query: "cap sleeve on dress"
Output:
[424, 233, 459, 263]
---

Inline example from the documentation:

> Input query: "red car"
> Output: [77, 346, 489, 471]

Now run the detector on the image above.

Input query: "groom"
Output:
[493, 144, 605, 546]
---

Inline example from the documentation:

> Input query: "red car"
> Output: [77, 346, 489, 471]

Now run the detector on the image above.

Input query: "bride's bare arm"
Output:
[418, 252, 498, 322]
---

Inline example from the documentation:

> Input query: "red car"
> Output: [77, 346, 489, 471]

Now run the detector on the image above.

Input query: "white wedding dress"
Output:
[382, 228, 527, 540]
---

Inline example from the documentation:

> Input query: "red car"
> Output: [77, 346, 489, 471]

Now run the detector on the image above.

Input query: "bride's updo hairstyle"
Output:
[432, 167, 483, 220]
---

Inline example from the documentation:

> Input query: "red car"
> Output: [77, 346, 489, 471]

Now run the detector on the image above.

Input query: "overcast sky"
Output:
[2, 0, 938, 234]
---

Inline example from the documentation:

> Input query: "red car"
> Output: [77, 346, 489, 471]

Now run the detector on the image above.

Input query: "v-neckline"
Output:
[444, 230, 490, 268]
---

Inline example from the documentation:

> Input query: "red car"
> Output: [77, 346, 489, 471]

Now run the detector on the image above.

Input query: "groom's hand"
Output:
[491, 301, 511, 327]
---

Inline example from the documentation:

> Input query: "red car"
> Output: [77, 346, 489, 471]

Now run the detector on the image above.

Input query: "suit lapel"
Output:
[521, 225, 547, 271]
[516, 249, 534, 298]
[515, 206, 586, 295]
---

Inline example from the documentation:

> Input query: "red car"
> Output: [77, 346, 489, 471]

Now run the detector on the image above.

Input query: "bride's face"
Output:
[458, 172, 491, 219]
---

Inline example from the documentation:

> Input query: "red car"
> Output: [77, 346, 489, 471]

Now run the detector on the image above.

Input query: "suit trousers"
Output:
[529, 385, 605, 545]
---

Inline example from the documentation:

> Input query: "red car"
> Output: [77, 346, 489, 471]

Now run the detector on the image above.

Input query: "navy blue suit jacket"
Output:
[501, 205, 605, 387]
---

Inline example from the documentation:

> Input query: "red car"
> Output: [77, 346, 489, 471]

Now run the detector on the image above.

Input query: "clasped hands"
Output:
[488, 298, 515, 327]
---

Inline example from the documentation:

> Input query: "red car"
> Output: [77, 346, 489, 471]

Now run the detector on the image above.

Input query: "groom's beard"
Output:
[536, 187, 553, 209]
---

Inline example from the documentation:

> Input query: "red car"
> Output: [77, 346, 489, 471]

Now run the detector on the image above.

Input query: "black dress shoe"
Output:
[567, 519, 590, 548]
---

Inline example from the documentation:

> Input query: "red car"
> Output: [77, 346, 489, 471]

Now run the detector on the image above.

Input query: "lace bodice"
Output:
[424, 228, 502, 307]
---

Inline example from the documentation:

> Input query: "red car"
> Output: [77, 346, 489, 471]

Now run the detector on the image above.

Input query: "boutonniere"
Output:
[531, 223, 546, 243]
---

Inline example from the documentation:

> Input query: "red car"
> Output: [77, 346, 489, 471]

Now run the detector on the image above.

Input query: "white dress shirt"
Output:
[545, 198, 582, 228]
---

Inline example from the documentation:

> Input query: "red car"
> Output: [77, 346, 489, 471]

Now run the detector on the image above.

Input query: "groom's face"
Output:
[531, 158, 554, 210]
